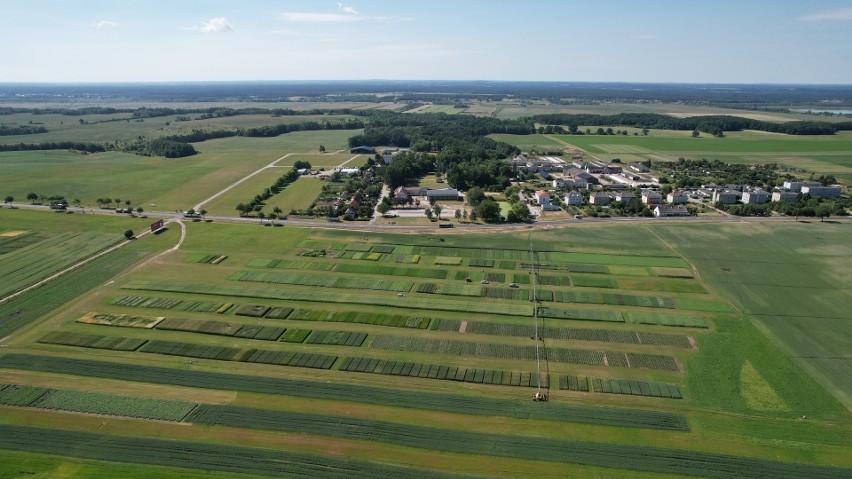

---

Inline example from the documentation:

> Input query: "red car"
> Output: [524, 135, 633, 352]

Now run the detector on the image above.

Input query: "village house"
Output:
[654, 205, 689, 217]
[667, 191, 689, 204]
[564, 191, 584, 206]
[712, 190, 740, 204]
[641, 190, 662, 205]
[742, 189, 770, 204]
[614, 191, 636, 203]
[589, 192, 611, 205]
[772, 191, 799, 203]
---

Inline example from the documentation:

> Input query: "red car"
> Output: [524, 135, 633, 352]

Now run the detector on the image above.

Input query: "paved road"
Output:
[4, 202, 847, 232]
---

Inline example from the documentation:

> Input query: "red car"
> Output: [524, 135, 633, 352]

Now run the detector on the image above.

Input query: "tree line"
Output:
[532, 113, 852, 136]
[0, 125, 48, 136]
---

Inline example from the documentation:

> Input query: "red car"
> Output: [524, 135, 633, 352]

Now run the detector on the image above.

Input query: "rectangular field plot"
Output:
[338, 357, 548, 388]
[304, 330, 368, 347]
[537, 307, 624, 323]
[615, 278, 707, 294]
[334, 262, 448, 279]
[1, 384, 197, 420]
[288, 308, 432, 329]
[77, 312, 163, 329]
[434, 256, 463, 265]
[0, 354, 691, 430]
[123, 280, 534, 317]
[627, 312, 708, 328]
[652, 267, 694, 278]
[369, 335, 679, 370]
[185, 253, 228, 264]
[591, 377, 682, 399]
[440, 320, 693, 348]
[673, 298, 734, 312]
[39, 332, 147, 351]
[234, 271, 413, 293]
[558, 376, 591, 392]
[572, 276, 617, 288]
[244, 350, 337, 369]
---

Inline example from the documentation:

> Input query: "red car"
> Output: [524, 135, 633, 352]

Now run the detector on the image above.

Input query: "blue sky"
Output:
[2, 1, 851, 83]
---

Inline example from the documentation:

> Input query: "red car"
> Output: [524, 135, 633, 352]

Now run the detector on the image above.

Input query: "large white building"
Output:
[742, 189, 770, 204]
[801, 186, 842, 198]
[772, 191, 799, 203]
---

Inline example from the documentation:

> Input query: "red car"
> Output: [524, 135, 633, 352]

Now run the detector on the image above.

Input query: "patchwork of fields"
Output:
[0, 211, 849, 477]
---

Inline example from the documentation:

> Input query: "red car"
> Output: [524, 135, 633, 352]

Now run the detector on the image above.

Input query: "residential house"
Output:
[712, 190, 740, 204]
[667, 191, 689, 204]
[589, 192, 611, 205]
[615, 191, 636, 203]
[630, 162, 650, 173]
[772, 191, 798, 203]
[641, 190, 663, 205]
[564, 191, 584, 206]
[783, 180, 821, 192]
[742, 189, 770, 204]
[552, 179, 565, 188]
[654, 205, 689, 217]
[534, 190, 551, 205]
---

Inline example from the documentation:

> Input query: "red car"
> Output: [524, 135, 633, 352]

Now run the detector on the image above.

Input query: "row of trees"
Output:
[532, 113, 852, 136]
[235, 161, 311, 217]
[0, 124, 48, 136]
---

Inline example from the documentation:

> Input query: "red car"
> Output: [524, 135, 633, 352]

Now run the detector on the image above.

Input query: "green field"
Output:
[0, 100, 850, 478]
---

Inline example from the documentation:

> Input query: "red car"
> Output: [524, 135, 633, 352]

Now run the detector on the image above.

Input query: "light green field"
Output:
[0, 129, 362, 212]
[263, 178, 325, 214]
[654, 221, 852, 410]
[413, 105, 466, 115]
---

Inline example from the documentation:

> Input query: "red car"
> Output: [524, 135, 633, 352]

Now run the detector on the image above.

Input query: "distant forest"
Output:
[1, 81, 850, 108]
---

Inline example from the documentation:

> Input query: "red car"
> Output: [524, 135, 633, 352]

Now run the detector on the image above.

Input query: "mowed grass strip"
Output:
[122, 281, 533, 316]
[0, 424, 458, 479]
[627, 312, 708, 328]
[233, 271, 413, 293]
[0, 354, 688, 430]
[185, 404, 849, 479]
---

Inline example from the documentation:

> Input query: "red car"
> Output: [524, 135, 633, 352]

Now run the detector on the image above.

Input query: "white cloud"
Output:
[799, 7, 852, 21]
[190, 17, 233, 33]
[96, 20, 118, 29]
[280, 4, 409, 23]
[279, 12, 364, 23]
[336, 3, 360, 15]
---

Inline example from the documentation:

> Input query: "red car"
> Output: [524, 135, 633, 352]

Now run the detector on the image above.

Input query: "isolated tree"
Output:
[114, 198, 121, 207]
[424, 209, 433, 220]
[26, 192, 38, 203]
[235, 203, 248, 217]
[258, 211, 266, 222]
[136, 207, 144, 214]
[377, 202, 390, 214]
[469, 209, 478, 222]
[125, 200, 131, 207]
[319, 145, 326, 152]
[642, 128, 649, 136]
[466, 186, 486, 206]
[73, 199, 81, 208]
[475, 199, 502, 222]
[691, 130, 700, 137]
[455, 209, 461, 222]
[462, 210, 468, 222]
[4, 195, 12, 205]
[199, 209, 207, 219]
[273, 206, 283, 216]
[432, 203, 442, 220]
[123, 229, 134, 240]
[817, 205, 832, 222]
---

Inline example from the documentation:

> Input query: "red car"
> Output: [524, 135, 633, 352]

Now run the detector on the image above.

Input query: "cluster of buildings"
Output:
[393, 186, 460, 204]
[531, 188, 690, 217]
[694, 181, 842, 205]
